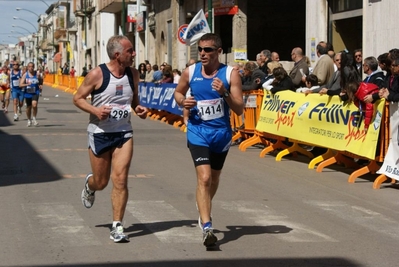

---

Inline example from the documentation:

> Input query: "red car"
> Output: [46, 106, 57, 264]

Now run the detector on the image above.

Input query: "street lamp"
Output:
[13, 17, 38, 32]
[12, 25, 33, 35]
[10, 31, 26, 36]
[40, 0, 50, 8]
[13, 17, 39, 66]
[15, 8, 42, 68]
[16, 8, 40, 18]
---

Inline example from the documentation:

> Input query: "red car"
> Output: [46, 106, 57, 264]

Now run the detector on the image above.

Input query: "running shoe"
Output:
[110, 223, 130, 243]
[81, 173, 95, 208]
[32, 118, 39, 126]
[13, 114, 18, 121]
[27, 120, 32, 127]
[3, 108, 7, 114]
[202, 222, 217, 247]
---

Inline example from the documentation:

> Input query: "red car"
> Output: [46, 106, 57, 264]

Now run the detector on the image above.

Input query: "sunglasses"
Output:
[392, 64, 398, 67]
[355, 55, 362, 58]
[198, 46, 217, 53]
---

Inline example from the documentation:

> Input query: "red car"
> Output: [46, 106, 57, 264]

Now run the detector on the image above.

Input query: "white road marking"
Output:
[22, 203, 101, 246]
[126, 200, 199, 243]
[219, 201, 337, 242]
[305, 200, 399, 239]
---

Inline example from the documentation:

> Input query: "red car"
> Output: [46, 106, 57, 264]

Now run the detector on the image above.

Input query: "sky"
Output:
[0, 0, 55, 45]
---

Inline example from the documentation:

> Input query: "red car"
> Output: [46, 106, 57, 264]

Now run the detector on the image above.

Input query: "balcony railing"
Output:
[75, 0, 95, 17]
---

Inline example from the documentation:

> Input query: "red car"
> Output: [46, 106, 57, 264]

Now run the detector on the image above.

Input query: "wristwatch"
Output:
[223, 90, 230, 98]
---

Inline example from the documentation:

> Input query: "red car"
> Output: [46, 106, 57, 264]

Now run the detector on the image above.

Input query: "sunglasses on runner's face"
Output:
[198, 46, 217, 53]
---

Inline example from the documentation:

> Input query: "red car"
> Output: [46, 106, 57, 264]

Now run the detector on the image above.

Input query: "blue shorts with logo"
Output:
[187, 125, 232, 153]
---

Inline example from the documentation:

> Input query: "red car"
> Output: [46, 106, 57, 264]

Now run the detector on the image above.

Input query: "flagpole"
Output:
[208, 0, 212, 33]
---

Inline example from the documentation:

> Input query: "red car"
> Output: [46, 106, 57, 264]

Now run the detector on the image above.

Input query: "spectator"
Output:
[144, 63, 154, 82]
[262, 61, 282, 89]
[319, 52, 342, 95]
[62, 63, 69, 75]
[289, 47, 309, 88]
[353, 49, 363, 76]
[338, 51, 361, 103]
[70, 66, 76, 77]
[268, 67, 295, 94]
[296, 74, 320, 93]
[172, 69, 181, 84]
[377, 52, 392, 88]
[152, 65, 163, 82]
[81, 67, 88, 77]
[309, 41, 335, 85]
[256, 53, 262, 68]
[138, 63, 146, 82]
[258, 49, 272, 75]
[271, 52, 280, 62]
[241, 61, 266, 91]
[160, 70, 173, 84]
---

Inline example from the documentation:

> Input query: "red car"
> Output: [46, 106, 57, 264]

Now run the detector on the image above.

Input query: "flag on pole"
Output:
[182, 9, 210, 46]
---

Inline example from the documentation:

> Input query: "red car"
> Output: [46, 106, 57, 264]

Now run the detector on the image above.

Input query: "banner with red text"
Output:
[256, 90, 385, 159]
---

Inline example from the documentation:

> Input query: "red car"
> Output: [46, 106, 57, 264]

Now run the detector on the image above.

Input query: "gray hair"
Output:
[106, 35, 129, 59]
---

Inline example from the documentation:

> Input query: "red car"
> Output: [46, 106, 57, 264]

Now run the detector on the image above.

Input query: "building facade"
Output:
[2, 0, 399, 77]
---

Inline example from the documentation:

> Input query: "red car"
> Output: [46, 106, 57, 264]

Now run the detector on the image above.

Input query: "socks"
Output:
[113, 221, 122, 228]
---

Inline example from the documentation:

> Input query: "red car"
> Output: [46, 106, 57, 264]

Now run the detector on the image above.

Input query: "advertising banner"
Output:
[138, 82, 183, 116]
[256, 90, 385, 159]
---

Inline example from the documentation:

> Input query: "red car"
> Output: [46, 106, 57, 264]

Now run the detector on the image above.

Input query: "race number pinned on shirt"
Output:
[12, 79, 20, 87]
[108, 104, 131, 122]
[197, 98, 224, 121]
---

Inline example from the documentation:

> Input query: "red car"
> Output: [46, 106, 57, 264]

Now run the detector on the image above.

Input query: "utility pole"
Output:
[122, 0, 126, 35]
[208, 0, 212, 33]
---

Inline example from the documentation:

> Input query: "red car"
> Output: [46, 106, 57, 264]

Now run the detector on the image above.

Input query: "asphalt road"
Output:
[0, 85, 398, 267]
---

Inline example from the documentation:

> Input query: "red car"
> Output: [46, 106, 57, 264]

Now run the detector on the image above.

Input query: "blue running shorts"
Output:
[88, 131, 133, 156]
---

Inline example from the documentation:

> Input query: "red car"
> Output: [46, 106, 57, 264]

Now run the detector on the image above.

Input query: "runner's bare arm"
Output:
[72, 67, 109, 120]
[130, 67, 148, 119]
[225, 69, 244, 116]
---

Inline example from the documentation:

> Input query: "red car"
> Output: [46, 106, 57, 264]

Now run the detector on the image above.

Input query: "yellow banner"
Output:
[256, 90, 385, 159]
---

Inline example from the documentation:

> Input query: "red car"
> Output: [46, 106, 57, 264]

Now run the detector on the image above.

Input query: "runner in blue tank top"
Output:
[174, 33, 244, 248]
[19, 62, 40, 127]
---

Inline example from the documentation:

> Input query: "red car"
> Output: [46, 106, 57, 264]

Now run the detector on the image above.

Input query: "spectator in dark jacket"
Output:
[269, 67, 294, 94]
[241, 61, 266, 91]
[362, 56, 385, 103]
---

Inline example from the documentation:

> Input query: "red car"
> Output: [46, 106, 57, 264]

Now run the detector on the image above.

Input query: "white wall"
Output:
[305, 0, 329, 68]
[99, 13, 115, 64]
[363, 0, 399, 59]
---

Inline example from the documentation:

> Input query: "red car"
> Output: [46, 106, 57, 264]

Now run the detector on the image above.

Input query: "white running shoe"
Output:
[13, 114, 18, 121]
[32, 118, 39, 126]
[81, 173, 95, 208]
[110, 223, 130, 243]
[27, 120, 32, 127]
